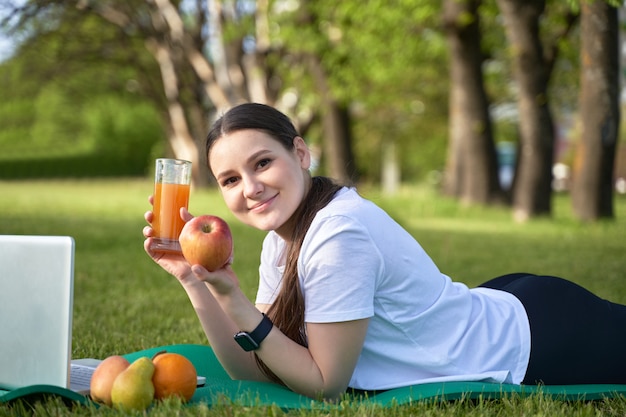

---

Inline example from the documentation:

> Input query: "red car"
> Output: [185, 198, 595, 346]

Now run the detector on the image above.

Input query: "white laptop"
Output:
[0, 235, 96, 395]
[0, 235, 204, 400]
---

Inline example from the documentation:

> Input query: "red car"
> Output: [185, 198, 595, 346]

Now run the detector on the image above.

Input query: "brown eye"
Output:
[222, 177, 238, 186]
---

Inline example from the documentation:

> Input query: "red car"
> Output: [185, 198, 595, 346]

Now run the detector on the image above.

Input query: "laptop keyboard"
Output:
[69, 364, 95, 390]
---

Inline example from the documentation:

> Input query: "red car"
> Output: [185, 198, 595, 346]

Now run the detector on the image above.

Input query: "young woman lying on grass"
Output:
[143, 103, 626, 400]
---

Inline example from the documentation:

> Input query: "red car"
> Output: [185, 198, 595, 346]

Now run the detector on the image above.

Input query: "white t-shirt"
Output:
[256, 187, 531, 390]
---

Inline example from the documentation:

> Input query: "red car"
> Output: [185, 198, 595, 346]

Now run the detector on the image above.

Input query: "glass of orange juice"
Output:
[150, 158, 192, 253]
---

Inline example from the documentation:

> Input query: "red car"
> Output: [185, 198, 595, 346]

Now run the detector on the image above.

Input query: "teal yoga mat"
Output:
[2, 344, 626, 409]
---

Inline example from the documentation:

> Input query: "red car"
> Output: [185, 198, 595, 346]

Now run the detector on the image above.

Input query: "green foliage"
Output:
[0, 0, 620, 187]
[0, 90, 163, 179]
[0, 180, 625, 415]
[84, 95, 165, 169]
[0, 3, 164, 179]
[30, 83, 89, 153]
[0, 59, 42, 157]
[269, 0, 450, 182]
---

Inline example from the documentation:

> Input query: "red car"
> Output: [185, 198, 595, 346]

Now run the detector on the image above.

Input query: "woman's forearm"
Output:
[178, 274, 268, 381]
[211, 288, 366, 400]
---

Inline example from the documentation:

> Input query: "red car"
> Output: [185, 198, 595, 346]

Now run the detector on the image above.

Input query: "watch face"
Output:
[235, 332, 260, 351]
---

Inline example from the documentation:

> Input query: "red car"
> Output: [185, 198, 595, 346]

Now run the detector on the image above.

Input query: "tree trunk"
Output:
[81, 0, 266, 187]
[242, 0, 273, 104]
[442, 0, 504, 205]
[382, 140, 400, 195]
[497, 0, 555, 221]
[307, 55, 357, 184]
[322, 101, 357, 184]
[146, 39, 204, 186]
[571, 1, 619, 221]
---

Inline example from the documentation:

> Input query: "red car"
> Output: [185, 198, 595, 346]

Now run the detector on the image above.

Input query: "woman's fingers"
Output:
[191, 265, 237, 295]
[181, 206, 194, 222]
[143, 225, 154, 238]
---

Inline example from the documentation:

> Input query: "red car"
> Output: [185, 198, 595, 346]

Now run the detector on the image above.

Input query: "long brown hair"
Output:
[206, 103, 343, 383]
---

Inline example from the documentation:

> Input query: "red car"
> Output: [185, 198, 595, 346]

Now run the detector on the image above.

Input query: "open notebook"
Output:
[0, 235, 96, 395]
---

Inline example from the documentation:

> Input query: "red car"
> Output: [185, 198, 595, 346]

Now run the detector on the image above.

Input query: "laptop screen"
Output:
[0, 235, 75, 391]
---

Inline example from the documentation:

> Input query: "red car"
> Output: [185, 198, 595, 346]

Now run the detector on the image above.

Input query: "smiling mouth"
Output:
[249, 194, 277, 211]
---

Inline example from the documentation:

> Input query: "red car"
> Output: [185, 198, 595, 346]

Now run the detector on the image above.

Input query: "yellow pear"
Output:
[110, 357, 155, 411]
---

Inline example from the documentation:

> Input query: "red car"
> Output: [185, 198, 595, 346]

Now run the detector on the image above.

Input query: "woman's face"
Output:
[209, 129, 311, 239]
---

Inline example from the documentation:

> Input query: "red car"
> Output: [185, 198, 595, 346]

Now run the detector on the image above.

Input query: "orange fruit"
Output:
[151, 352, 197, 402]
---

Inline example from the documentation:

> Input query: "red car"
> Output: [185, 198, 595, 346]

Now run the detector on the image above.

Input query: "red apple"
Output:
[179, 215, 233, 271]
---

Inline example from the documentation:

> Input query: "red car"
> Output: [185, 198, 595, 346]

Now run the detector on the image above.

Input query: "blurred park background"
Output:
[1, 6, 626, 413]
[1, 0, 625, 222]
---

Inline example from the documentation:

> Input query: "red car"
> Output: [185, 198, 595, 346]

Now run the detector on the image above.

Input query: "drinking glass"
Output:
[150, 158, 192, 253]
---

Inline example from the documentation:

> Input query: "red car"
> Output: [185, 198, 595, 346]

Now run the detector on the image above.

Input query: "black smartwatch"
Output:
[234, 314, 273, 351]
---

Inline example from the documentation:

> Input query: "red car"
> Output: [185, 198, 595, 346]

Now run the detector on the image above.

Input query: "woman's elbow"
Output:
[309, 380, 350, 402]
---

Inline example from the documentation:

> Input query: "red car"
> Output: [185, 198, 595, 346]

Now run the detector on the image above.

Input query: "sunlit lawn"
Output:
[1, 179, 625, 416]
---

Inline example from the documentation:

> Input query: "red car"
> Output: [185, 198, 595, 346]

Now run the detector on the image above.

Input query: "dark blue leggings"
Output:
[480, 273, 626, 385]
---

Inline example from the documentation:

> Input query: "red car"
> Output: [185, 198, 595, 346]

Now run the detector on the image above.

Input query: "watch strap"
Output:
[234, 314, 273, 351]
[248, 313, 273, 343]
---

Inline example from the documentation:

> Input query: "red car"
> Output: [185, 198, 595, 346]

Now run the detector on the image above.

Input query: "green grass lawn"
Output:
[1, 179, 626, 416]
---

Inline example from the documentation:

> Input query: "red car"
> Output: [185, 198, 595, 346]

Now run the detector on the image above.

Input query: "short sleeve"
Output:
[255, 232, 284, 305]
[298, 214, 383, 323]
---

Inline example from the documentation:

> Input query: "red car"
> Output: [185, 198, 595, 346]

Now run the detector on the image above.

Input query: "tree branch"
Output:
[544, 9, 579, 78]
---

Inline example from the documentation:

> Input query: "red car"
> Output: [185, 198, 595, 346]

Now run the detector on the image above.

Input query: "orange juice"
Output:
[153, 182, 191, 249]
